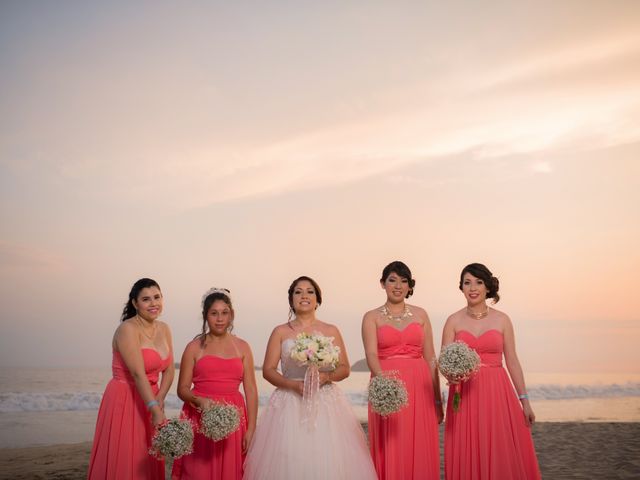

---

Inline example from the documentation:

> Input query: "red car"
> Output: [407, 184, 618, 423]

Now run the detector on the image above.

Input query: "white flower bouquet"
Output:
[290, 332, 340, 369]
[368, 372, 408, 416]
[199, 402, 241, 442]
[149, 418, 194, 459]
[438, 341, 481, 412]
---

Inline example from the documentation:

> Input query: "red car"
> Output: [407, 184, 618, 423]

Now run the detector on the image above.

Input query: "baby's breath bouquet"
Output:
[438, 341, 481, 412]
[290, 332, 341, 368]
[368, 372, 408, 416]
[199, 402, 241, 442]
[149, 418, 194, 459]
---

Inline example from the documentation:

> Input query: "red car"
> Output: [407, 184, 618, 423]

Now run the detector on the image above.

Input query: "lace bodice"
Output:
[280, 339, 307, 380]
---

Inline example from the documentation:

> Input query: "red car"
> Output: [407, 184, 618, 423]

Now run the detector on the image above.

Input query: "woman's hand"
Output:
[150, 406, 166, 427]
[194, 396, 213, 411]
[157, 397, 165, 412]
[242, 428, 255, 454]
[522, 400, 535, 427]
[292, 380, 304, 396]
[319, 372, 333, 386]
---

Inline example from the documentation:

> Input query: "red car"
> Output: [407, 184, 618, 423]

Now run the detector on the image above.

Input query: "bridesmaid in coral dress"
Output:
[172, 288, 258, 480]
[88, 278, 175, 480]
[442, 263, 541, 480]
[362, 261, 443, 479]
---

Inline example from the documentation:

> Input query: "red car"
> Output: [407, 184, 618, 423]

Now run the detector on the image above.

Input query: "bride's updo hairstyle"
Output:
[121, 278, 161, 321]
[459, 263, 500, 303]
[380, 261, 416, 298]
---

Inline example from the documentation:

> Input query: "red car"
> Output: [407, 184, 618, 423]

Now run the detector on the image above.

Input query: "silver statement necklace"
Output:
[381, 305, 412, 325]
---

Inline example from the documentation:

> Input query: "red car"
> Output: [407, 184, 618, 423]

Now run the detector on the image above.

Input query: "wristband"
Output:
[518, 393, 529, 400]
[146, 399, 159, 409]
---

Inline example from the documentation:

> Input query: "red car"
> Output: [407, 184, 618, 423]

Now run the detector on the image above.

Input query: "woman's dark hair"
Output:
[199, 289, 234, 344]
[459, 263, 500, 303]
[287, 276, 322, 325]
[121, 278, 161, 321]
[380, 261, 415, 298]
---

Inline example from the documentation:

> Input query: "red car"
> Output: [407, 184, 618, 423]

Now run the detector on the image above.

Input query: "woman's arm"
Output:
[503, 315, 535, 426]
[115, 322, 166, 426]
[440, 315, 456, 348]
[362, 312, 383, 376]
[156, 322, 175, 408]
[240, 340, 258, 453]
[419, 309, 443, 423]
[262, 327, 303, 395]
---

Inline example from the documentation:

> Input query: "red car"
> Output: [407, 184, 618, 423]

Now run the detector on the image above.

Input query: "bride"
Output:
[243, 276, 377, 479]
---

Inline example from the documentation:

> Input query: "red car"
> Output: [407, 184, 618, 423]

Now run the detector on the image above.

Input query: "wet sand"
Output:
[0, 422, 638, 479]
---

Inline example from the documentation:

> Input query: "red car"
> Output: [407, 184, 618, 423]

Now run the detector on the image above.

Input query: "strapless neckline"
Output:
[377, 322, 422, 334]
[456, 329, 502, 339]
[141, 347, 170, 362]
[195, 354, 242, 365]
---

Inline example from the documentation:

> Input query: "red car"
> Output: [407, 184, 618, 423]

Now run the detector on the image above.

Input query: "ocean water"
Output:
[0, 367, 639, 448]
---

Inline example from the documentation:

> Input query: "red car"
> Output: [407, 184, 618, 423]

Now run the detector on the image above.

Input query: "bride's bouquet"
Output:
[149, 418, 194, 459]
[438, 341, 481, 412]
[199, 402, 241, 442]
[290, 332, 341, 427]
[290, 332, 341, 369]
[368, 372, 408, 416]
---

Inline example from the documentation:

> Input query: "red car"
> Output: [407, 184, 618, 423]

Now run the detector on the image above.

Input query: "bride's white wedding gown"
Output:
[243, 338, 377, 479]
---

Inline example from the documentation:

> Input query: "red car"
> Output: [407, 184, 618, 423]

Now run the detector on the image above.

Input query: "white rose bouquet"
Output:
[149, 418, 194, 459]
[368, 372, 408, 416]
[290, 332, 340, 369]
[290, 332, 341, 427]
[438, 341, 481, 412]
[199, 401, 241, 442]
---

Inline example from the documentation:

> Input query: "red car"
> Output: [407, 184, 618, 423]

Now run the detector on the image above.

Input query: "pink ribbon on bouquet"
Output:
[301, 364, 320, 429]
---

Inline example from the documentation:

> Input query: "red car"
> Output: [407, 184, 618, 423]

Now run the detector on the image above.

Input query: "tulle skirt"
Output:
[243, 384, 377, 480]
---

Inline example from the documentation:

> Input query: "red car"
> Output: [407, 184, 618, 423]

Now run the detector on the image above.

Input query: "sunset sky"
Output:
[1, 1, 639, 374]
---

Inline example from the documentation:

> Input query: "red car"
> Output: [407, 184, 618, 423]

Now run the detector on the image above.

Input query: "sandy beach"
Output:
[0, 422, 638, 480]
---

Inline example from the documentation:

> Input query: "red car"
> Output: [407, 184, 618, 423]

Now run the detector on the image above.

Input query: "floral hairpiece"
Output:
[201, 287, 232, 307]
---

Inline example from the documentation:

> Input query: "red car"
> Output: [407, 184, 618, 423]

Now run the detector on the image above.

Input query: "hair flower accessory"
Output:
[201, 287, 232, 307]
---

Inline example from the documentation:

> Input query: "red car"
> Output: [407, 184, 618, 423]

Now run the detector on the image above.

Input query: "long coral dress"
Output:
[88, 348, 171, 480]
[369, 322, 440, 479]
[172, 355, 247, 480]
[445, 329, 541, 479]
[243, 338, 377, 480]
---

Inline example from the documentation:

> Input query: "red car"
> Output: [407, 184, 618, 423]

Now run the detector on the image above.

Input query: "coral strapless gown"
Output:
[88, 348, 171, 480]
[243, 338, 377, 480]
[369, 322, 440, 479]
[172, 356, 248, 480]
[445, 330, 541, 479]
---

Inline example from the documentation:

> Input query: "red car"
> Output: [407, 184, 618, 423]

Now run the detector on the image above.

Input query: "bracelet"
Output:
[518, 393, 529, 400]
[435, 400, 442, 406]
[146, 399, 159, 409]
